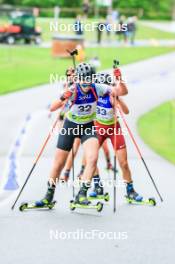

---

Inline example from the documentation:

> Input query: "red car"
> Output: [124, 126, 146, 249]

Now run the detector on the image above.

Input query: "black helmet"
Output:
[76, 63, 96, 82]
[95, 73, 113, 85]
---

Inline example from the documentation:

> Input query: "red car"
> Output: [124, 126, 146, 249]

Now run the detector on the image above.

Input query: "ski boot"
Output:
[125, 182, 143, 202]
[125, 182, 156, 206]
[70, 183, 103, 212]
[89, 175, 110, 202]
[89, 186, 110, 202]
[19, 181, 56, 211]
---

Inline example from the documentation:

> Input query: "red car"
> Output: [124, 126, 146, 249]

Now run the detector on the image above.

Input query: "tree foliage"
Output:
[0, 0, 173, 18]
[114, 0, 172, 13]
[0, 0, 83, 7]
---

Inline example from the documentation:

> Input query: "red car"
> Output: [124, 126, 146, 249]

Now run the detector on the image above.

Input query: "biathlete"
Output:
[36, 62, 128, 206]
[60, 70, 115, 182]
[89, 73, 143, 201]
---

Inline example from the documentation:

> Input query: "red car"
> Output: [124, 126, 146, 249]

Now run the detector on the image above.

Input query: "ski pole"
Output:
[113, 87, 118, 213]
[66, 48, 78, 197]
[72, 148, 75, 198]
[113, 59, 120, 213]
[117, 106, 163, 202]
[11, 115, 60, 210]
[66, 48, 78, 69]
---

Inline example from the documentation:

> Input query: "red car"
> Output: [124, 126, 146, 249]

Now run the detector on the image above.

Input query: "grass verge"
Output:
[138, 101, 175, 164]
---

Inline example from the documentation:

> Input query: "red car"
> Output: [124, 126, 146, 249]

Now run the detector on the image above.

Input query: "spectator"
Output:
[82, 0, 90, 19]
[127, 16, 137, 45]
[74, 15, 83, 35]
[111, 9, 119, 22]
[97, 21, 106, 44]
[116, 15, 128, 43]
[106, 7, 113, 40]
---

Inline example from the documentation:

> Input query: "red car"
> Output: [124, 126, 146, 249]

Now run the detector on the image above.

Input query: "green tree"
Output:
[20, 0, 82, 7]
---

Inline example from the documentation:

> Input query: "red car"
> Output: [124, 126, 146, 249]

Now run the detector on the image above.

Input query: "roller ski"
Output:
[125, 182, 156, 206]
[19, 200, 57, 211]
[19, 181, 57, 211]
[70, 184, 103, 212]
[70, 200, 103, 212]
[125, 196, 156, 206]
[88, 186, 110, 202]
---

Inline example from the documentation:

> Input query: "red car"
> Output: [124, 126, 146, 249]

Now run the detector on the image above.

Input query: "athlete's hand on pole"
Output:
[113, 68, 122, 80]
[50, 90, 73, 112]
[113, 68, 128, 96]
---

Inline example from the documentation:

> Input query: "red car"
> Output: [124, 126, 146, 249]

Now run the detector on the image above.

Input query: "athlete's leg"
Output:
[89, 130, 107, 197]
[49, 149, 70, 183]
[36, 148, 69, 205]
[110, 122, 130, 181]
[75, 137, 99, 204]
[117, 148, 143, 201]
[38, 119, 76, 204]
[102, 140, 112, 169]
[111, 122, 143, 201]
[61, 138, 81, 181]
[76, 125, 105, 180]
[77, 154, 86, 179]
[116, 147, 132, 183]
[81, 137, 99, 183]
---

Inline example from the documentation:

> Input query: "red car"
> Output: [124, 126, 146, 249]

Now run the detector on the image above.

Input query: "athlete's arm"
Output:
[95, 82, 127, 99]
[116, 97, 129, 114]
[110, 95, 129, 114]
[50, 100, 64, 112]
[116, 81, 128, 96]
[50, 90, 74, 112]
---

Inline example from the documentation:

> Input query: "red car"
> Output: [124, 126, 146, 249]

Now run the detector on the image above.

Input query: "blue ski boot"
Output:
[89, 175, 104, 197]
[36, 181, 56, 207]
[126, 182, 143, 202]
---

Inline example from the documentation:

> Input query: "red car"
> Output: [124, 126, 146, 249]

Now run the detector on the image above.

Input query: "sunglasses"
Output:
[81, 83, 92, 88]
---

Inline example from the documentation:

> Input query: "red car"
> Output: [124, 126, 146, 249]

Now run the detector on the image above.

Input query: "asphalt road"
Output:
[0, 52, 175, 264]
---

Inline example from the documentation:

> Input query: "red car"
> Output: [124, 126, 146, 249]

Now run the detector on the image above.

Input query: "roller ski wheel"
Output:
[70, 200, 76, 211]
[148, 197, 156, 206]
[104, 192, 110, 202]
[97, 202, 103, 212]
[69, 200, 104, 213]
[88, 192, 110, 202]
[19, 203, 28, 212]
[125, 196, 156, 206]
[19, 200, 57, 211]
